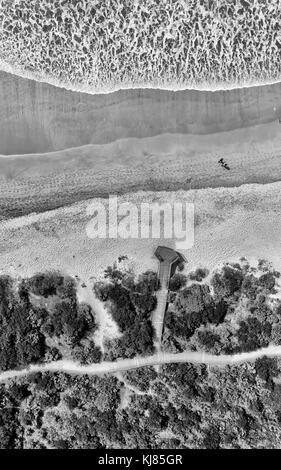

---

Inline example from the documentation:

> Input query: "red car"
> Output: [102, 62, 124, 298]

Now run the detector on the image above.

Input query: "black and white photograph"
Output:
[0, 0, 281, 452]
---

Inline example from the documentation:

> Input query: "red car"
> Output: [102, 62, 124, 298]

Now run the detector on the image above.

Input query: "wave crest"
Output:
[0, 0, 281, 93]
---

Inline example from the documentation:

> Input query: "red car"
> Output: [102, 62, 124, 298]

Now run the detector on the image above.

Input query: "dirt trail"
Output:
[76, 280, 120, 352]
[1, 345, 281, 383]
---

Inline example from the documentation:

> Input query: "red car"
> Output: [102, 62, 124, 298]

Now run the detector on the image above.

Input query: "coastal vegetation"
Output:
[1, 356, 281, 448]
[163, 259, 281, 355]
[1, 257, 281, 372]
[0, 272, 99, 371]
[1, 258, 281, 448]
[94, 262, 159, 359]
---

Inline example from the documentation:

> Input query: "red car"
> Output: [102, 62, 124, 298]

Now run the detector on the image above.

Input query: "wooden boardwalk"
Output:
[152, 247, 186, 352]
[153, 261, 171, 352]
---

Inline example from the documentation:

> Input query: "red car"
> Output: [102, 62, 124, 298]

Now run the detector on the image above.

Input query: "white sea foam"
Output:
[1, 57, 281, 95]
[1, 0, 280, 95]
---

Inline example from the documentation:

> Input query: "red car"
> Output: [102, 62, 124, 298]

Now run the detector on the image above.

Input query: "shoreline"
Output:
[0, 70, 281, 155]
[2, 60, 281, 96]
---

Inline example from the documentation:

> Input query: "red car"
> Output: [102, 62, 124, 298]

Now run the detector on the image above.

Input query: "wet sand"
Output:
[1, 71, 281, 219]
[1, 120, 281, 220]
[0, 70, 281, 155]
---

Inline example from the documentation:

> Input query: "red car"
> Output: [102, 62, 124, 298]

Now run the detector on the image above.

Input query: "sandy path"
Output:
[1, 345, 281, 383]
[76, 280, 120, 352]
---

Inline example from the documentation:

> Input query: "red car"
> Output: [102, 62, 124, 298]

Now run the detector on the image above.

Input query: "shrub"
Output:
[203, 427, 221, 449]
[45, 301, 94, 344]
[27, 272, 65, 297]
[130, 292, 157, 318]
[237, 317, 271, 352]
[189, 268, 209, 282]
[255, 356, 278, 383]
[109, 285, 136, 331]
[72, 341, 102, 365]
[174, 284, 214, 315]
[258, 273, 276, 292]
[177, 261, 185, 272]
[104, 264, 124, 282]
[165, 309, 204, 340]
[109, 319, 155, 359]
[0, 291, 47, 370]
[56, 277, 77, 301]
[94, 267, 159, 332]
[123, 367, 157, 392]
[208, 299, 228, 325]
[93, 281, 113, 301]
[197, 330, 221, 351]
[241, 274, 259, 300]
[211, 265, 243, 298]
[169, 273, 187, 291]
[135, 271, 159, 294]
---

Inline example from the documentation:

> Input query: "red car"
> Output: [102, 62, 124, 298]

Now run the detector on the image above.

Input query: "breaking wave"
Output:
[0, 0, 280, 94]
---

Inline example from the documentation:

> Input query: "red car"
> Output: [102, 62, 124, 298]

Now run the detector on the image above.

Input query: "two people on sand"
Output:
[218, 158, 230, 171]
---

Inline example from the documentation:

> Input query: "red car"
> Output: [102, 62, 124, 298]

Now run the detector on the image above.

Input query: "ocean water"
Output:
[0, 0, 280, 94]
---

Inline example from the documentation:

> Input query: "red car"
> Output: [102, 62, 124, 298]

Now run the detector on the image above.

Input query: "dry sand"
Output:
[1, 182, 281, 284]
